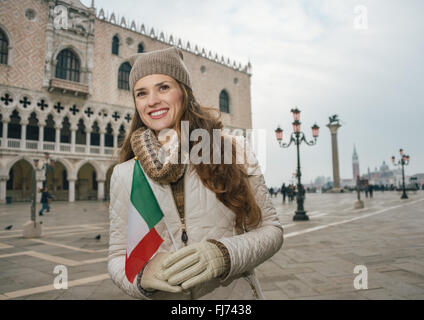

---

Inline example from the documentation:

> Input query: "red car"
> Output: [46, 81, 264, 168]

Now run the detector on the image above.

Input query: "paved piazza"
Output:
[0, 191, 423, 300]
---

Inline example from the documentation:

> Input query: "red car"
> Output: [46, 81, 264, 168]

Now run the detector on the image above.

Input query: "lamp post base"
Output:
[22, 220, 42, 238]
[293, 211, 309, 221]
[354, 200, 364, 209]
[401, 193, 408, 199]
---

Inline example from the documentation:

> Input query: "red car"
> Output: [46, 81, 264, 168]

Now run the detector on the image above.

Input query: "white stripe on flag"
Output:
[127, 202, 150, 256]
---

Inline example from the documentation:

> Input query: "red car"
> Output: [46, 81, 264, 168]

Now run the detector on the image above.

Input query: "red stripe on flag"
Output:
[125, 228, 164, 283]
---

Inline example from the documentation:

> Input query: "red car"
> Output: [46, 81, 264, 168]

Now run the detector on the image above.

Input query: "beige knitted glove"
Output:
[156, 241, 226, 290]
[140, 252, 182, 293]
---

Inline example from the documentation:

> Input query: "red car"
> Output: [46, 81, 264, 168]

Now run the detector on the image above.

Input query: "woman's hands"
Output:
[140, 252, 182, 293]
[155, 241, 226, 290]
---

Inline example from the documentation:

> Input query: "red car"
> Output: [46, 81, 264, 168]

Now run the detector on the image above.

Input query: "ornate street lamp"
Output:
[275, 108, 320, 221]
[392, 149, 410, 199]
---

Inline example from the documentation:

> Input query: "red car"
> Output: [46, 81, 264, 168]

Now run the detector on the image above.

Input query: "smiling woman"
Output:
[133, 75, 183, 134]
[108, 46, 284, 300]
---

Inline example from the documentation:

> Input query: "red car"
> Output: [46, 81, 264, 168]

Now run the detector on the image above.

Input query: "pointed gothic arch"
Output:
[7, 109, 21, 139]
[26, 112, 39, 141]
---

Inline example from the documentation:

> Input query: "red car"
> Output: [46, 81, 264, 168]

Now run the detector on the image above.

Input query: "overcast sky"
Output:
[87, 0, 424, 187]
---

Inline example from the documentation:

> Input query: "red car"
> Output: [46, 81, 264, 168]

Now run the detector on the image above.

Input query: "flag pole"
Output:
[163, 216, 178, 251]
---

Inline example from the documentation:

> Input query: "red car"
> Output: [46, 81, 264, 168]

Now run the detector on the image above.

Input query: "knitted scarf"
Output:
[130, 126, 186, 218]
[130, 126, 186, 185]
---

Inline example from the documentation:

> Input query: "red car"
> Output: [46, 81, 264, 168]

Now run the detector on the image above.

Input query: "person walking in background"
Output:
[281, 183, 287, 203]
[369, 184, 374, 198]
[288, 184, 295, 202]
[39, 187, 53, 216]
[46, 191, 52, 212]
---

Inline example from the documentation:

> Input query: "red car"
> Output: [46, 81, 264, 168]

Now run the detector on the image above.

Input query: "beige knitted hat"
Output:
[128, 46, 192, 93]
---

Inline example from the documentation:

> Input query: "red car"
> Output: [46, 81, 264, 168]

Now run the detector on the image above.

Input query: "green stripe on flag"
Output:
[131, 160, 163, 229]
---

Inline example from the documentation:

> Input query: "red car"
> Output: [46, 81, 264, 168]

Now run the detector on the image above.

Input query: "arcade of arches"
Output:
[2, 158, 115, 202]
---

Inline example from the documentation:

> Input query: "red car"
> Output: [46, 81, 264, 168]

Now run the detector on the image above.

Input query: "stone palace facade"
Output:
[0, 0, 253, 203]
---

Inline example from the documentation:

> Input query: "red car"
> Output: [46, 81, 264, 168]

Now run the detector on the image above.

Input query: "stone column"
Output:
[327, 123, 342, 191]
[21, 120, 28, 150]
[86, 128, 92, 154]
[68, 179, 76, 202]
[100, 128, 105, 154]
[0, 176, 7, 204]
[55, 125, 61, 152]
[1, 119, 8, 148]
[97, 180, 105, 200]
[70, 125, 77, 153]
[113, 132, 118, 150]
[87, 32, 95, 95]
[38, 124, 45, 151]
[43, 1, 55, 88]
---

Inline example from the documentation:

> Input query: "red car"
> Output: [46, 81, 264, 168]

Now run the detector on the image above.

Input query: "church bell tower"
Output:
[352, 144, 360, 180]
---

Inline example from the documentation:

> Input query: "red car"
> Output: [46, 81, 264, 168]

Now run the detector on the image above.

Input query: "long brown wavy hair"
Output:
[119, 81, 261, 232]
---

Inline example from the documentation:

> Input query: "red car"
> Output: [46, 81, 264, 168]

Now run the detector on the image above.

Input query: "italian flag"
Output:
[125, 160, 164, 283]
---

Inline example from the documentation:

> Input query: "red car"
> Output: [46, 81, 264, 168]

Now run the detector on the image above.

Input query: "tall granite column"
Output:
[327, 122, 342, 191]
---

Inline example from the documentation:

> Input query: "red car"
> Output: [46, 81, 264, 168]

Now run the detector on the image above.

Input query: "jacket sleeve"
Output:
[218, 136, 284, 280]
[108, 164, 148, 299]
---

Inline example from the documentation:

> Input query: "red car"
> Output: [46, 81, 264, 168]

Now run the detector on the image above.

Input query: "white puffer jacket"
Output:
[108, 138, 284, 300]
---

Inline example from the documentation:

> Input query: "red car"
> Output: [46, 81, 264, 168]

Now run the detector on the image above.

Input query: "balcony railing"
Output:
[43, 142, 55, 151]
[1, 138, 117, 157]
[75, 145, 86, 153]
[60, 143, 71, 152]
[26, 141, 38, 150]
[50, 78, 89, 95]
[90, 146, 100, 154]
[8, 138, 20, 149]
